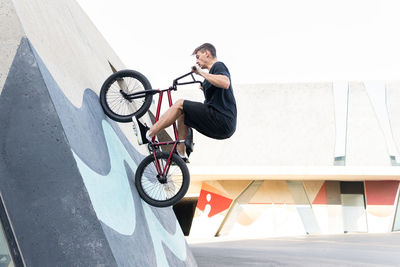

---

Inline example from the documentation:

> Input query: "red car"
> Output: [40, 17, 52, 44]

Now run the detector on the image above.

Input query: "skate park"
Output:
[1, 0, 400, 266]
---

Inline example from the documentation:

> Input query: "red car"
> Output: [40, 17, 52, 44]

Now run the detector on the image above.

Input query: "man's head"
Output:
[192, 43, 217, 69]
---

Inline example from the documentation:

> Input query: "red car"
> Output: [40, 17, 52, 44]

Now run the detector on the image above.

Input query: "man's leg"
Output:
[148, 99, 186, 140]
[176, 114, 188, 156]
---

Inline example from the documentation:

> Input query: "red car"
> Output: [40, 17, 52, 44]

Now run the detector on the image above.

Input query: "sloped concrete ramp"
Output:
[0, 1, 196, 266]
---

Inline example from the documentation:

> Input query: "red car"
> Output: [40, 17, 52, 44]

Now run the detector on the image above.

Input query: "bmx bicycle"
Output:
[99, 67, 201, 207]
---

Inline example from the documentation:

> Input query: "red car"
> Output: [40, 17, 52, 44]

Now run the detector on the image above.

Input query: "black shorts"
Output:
[183, 100, 235, 139]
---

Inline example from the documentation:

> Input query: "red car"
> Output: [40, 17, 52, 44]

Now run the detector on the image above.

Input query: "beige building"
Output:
[175, 81, 400, 237]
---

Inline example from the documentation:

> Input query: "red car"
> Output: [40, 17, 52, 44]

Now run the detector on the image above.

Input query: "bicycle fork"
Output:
[152, 143, 178, 184]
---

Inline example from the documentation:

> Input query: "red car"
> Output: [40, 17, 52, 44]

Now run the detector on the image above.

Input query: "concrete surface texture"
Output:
[0, 0, 196, 266]
[222, 82, 400, 166]
[180, 79, 400, 238]
[189, 179, 400, 239]
[189, 233, 400, 266]
[177, 81, 400, 181]
[0, 0, 24, 93]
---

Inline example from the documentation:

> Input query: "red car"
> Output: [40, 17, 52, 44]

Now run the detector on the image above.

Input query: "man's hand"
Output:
[192, 65, 200, 75]
[192, 65, 230, 89]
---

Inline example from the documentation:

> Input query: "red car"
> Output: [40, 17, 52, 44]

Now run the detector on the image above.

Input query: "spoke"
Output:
[143, 161, 165, 201]
[110, 83, 122, 92]
[110, 78, 147, 113]
[104, 76, 149, 118]
[126, 100, 137, 113]
[140, 155, 185, 202]
[108, 100, 122, 111]
[133, 79, 143, 92]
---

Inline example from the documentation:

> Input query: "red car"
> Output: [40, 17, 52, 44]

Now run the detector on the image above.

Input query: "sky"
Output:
[76, 0, 400, 87]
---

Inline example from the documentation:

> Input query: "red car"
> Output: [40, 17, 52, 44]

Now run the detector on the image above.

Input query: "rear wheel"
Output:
[100, 69, 152, 122]
[135, 152, 190, 207]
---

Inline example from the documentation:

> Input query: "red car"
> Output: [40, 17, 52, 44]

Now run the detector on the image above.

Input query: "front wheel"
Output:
[135, 152, 190, 207]
[100, 69, 152, 122]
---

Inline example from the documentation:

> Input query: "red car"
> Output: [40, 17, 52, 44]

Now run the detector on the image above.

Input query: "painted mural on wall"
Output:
[0, 38, 196, 266]
[34, 39, 196, 266]
[191, 180, 400, 238]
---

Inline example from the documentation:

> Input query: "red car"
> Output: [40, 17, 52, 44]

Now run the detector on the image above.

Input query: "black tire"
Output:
[135, 152, 190, 207]
[100, 69, 152, 122]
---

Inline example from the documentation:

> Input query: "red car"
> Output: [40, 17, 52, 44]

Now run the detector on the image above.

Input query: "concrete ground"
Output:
[188, 233, 400, 266]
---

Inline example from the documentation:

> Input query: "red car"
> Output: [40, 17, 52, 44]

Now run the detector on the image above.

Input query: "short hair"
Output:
[192, 43, 217, 58]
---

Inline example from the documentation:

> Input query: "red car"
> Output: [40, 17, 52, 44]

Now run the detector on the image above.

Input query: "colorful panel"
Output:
[365, 181, 400, 232]
[340, 182, 367, 233]
[326, 181, 342, 205]
[303, 181, 325, 204]
[304, 181, 342, 205]
[191, 182, 233, 237]
[305, 181, 343, 234]
[313, 182, 327, 204]
[365, 181, 399, 205]
[249, 181, 294, 204]
[202, 180, 252, 200]
[197, 188, 233, 218]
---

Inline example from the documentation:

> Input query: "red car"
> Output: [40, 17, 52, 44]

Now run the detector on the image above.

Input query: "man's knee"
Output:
[174, 99, 185, 111]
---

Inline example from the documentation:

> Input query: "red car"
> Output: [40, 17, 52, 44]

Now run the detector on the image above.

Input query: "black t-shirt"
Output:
[202, 62, 237, 126]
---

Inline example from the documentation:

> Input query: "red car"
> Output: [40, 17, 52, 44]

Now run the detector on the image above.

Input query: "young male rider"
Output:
[132, 43, 237, 160]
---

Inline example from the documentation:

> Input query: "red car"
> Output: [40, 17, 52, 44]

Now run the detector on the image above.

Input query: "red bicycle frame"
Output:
[145, 69, 201, 177]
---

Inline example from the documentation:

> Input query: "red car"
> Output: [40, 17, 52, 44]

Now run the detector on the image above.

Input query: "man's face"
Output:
[195, 50, 208, 69]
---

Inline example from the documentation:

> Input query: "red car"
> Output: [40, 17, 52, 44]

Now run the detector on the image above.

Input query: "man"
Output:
[132, 43, 237, 160]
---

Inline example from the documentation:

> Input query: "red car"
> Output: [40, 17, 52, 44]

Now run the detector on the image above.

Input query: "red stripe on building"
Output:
[312, 182, 327, 204]
[197, 189, 233, 217]
[365, 181, 399, 205]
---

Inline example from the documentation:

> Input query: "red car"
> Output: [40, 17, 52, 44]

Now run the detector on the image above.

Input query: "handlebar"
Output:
[172, 67, 202, 89]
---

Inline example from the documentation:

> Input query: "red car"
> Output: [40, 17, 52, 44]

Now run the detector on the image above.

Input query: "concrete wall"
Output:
[184, 81, 400, 168]
[0, 0, 196, 265]
[190, 180, 400, 238]
[0, 0, 24, 93]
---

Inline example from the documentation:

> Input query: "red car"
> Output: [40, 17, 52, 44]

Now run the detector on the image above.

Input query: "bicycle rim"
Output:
[105, 76, 147, 116]
[141, 157, 185, 203]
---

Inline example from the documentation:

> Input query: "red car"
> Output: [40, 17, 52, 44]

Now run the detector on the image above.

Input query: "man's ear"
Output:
[205, 50, 210, 58]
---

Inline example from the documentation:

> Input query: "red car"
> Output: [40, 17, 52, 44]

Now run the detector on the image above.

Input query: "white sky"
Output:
[77, 0, 400, 87]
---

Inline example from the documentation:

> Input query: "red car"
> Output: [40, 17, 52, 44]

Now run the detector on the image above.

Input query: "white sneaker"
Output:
[132, 116, 150, 145]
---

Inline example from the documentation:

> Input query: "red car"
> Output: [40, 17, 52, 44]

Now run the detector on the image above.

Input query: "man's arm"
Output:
[195, 68, 230, 89]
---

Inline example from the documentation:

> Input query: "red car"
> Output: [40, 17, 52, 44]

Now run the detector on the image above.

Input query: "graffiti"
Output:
[73, 120, 188, 266]
[72, 121, 136, 235]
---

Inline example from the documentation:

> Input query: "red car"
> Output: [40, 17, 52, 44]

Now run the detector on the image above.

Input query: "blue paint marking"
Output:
[73, 120, 187, 266]
[73, 120, 136, 235]
[143, 201, 187, 266]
